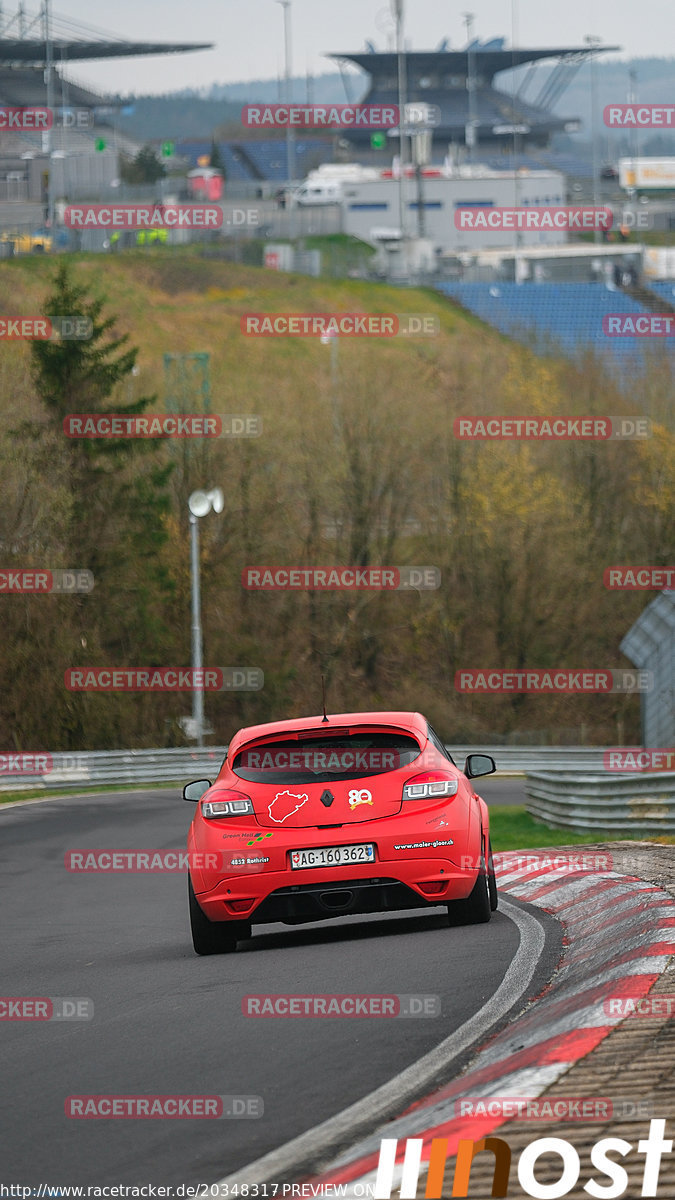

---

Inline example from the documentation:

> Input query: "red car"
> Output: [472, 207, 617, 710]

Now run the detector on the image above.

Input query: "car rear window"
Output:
[232, 729, 422, 784]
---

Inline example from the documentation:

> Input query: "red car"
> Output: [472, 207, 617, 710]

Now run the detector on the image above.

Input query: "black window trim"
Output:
[426, 722, 456, 766]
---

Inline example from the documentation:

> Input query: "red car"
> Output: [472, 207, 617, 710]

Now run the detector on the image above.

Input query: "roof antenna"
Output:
[321, 674, 329, 722]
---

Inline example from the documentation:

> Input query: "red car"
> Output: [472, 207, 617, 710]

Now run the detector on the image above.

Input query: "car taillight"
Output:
[201, 791, 254, 819]
[402, 772, 459, 801]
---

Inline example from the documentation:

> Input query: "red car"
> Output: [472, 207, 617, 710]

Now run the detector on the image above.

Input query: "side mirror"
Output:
[463, 754, 496, 780]
[183, 779, 212, 802]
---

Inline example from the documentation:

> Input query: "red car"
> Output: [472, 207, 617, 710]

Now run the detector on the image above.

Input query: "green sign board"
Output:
[161, 141, 175, 158]
[371, 132, 387, 149]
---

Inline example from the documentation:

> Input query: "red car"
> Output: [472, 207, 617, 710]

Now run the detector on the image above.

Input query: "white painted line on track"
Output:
[211, 897, 546, 1188]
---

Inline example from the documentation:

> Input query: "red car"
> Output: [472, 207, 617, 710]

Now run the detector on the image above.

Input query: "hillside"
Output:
[0, 250, 671, 750]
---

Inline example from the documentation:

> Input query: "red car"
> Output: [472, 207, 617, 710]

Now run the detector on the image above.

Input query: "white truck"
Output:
[619, 158, 675, 191]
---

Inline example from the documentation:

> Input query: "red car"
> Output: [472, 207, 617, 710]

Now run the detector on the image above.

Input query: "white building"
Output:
[340, 169, 567, 254]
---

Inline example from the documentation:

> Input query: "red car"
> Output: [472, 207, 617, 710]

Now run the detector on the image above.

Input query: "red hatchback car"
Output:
[183, 711, 497, 954]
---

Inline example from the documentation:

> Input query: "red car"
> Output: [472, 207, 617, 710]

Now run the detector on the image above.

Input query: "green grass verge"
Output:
[0, 780, 186, 803]
[489, 805, 675, 850]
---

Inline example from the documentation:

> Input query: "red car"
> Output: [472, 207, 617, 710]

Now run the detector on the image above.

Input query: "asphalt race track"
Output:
[465, 776, 528, 806]
[0, 785, 558, 1186]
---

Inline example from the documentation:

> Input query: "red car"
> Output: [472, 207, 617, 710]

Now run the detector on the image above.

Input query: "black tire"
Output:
[487, 837, 498, 911]
[448, 838, 492, 925]
[188, 875, 239, 955]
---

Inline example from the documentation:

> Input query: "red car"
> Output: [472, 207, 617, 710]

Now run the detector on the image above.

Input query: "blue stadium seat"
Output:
[435, 281, 675, 374]
[648, 281, 675, 303]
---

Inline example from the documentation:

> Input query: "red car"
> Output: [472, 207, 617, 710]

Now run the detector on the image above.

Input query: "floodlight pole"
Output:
[463, 13, 476, 165]
[393, 0, 407, 254]
[628, 67, 638, 221]
[187, 488, 224, 746]
[277, 0, 295, 239]
[511, 0, 523, 283]
[189, 512, 205, 747]
[44, 0, 54, 234]
[585, 36, 601, 244]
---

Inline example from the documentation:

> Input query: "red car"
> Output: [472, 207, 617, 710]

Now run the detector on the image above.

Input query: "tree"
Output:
[120, 145, 166, 184]
[209, 139, 226, 177]
[30, 263, 171, 571]
[27, 264, 176, 744]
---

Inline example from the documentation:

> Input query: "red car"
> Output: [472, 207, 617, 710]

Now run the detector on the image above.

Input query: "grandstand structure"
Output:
[175, 137, 335, 184]
[202, 37, 618, 189]
[329, 40, 619, 158]
[0, 5, 212, 205]
[435, 280, 675, 377]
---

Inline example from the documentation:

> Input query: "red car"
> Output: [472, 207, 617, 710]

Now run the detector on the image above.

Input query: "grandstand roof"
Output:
[329, 46, 620, 83]
[0, 5, 212, 64]
[326, 43, 619, 151]
[0, 38, 212, 63]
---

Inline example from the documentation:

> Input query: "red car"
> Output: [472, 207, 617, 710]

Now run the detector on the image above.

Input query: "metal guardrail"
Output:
[525, 770, 675, 833]
[0, 748, 228, 793]
[453, 747, 610, 772]
[0, 744, 619, 794]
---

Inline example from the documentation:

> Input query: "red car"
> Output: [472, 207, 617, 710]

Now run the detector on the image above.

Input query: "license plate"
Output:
[290, 843, 375, 870]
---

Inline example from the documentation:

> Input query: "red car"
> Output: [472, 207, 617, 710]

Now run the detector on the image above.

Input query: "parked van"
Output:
[294, 180, 342, 206]
[293, 164, 380, 206]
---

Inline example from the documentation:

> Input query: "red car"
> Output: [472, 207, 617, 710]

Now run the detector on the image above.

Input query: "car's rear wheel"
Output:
[448, 838, 492, 925]
[188, 875, 240, 955]
[487, 837, 498, 911]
